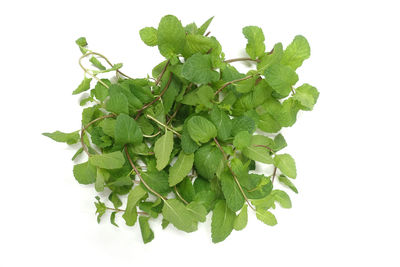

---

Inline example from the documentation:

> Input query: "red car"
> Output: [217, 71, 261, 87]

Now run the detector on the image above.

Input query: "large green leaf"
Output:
[281, 35, 310, 70]
[220, 170, 245, 212]
[169, 151, 194, 186]
[274, 153, 297, 178]
[187, 116, 217, 143]
[264, 63, 299, 97]
[73, 161, 96, 184]
[157, 15, 186, 58]
[123, 186, 147, 226]
[115, 113, 143, 145]
[89, 151, 125, 169]
[154, 131, 174, 171]
[162, 199, 198, 232]
[242, 26, 265, 59]
[182, 53, 219, 84]
[194, 144, 224, 180]
[211, 200, 235, 243]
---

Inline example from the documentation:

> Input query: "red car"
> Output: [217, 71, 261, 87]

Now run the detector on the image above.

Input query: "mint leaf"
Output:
[182, 53, 219, 84]
[141, 170, 170, 195]
[210, 106, 232, 141]
[169, 151, 194, 186]
[211, 200, 235, 243]
[186, 201, 207, 222]
[264, 64, 299, 97]
[154, 131, 174, 171]
[197, 16, 214, 35]
[274, 153, 297, 178]
[162, 199, 198, 232]
[234, 204, 248, 231]
[89, 57, 106, 70]
[139, 216, 155, 244]
[273, 190, 292, 208]
[243, 135, 274, 164]
[256, 209, 277, 226]
[187, 116, 217, 143]
[242, 26, 265, 59]
[42, 130, 80, 145]
[106, 93, 129, 114]
[73, 161, 96, 184]
[233, 131, 251, 150]
[123, 186, 147, 226]
[194, 144, 224, 180]
[72, 77, 92, 95]
[293, 83, 319, 110]
[139, 27, 158, 47]
[115, 114, 143, 145]
[95, 168, 109, 192]
[278, 175, 298, 193]
[281, 35, 310, 70]
[220, 170, 245, 212]
[157, 15, 186, 58]
[89, 151, 125, 169]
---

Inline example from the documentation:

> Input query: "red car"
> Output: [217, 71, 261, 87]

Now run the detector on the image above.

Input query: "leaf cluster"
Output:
[43, 15, 318, 243]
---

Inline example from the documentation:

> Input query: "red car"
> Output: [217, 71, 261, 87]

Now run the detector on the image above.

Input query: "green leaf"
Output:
[272, 134, 287, 152]
[194, 144, 224, 180]
[187, 116, 217, 143]
[157, 15, 186, 58]
[181, 123, 199, 154]
[162, 199, 198, 233]
[154, 131, 174, 171]
[183, 34, 217, 58]
[197, 16, 214, 35]
[281, 35, 310, 70]
[73, 161, 97, 185]
[139, 27, 158, 47]
[139, 216, 155, 244]
[92, 79, 110, 102]
[293, 83, 319, 110]
[94, 197, 106, 223]
[186, 201, 207, 222]
[233, 131, 251, 150]
[106, 93, 129, 114]
[75, 37, 87, 47]
[182, 53, 219, 84]
[210, 106, 232, 141]
[169, 151, 194, 186]
[274, 153, 297, 178]
[114, 114, 143, 145]
[42, 130, 80, 145]
[231, 116, 255, 136]
[242, 135, 274, 164]
[123, 186, 147, 226]
[273, 190, 292, 208]
[196, 85, 214, 109]
[220, 170, 245, 212]
[95, 168, 109, 192]
[256, 209, 277, 226]
[110, 212, 119, 227]
[235, 76, 257, 93]
[141, 171, 170, 195]
[234, 204, 248, 231]
[264, 64, 299, 97]
[89, 151, 125, 169]
[89, 57, 106, 70]
[211, 200, 235, 243]
[72, 77, 92, 95]
[242, 26, 265, 59]
[278, 175, 298, 193]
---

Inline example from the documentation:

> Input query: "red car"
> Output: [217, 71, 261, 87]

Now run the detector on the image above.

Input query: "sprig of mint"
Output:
[43, 14, 318, 244]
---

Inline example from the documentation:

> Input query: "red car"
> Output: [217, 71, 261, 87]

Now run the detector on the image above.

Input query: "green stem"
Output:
[146, 114, 181, 137]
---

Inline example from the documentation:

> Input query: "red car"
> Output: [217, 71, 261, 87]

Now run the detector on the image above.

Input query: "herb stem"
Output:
[154, 60, 170, 86]
[174, 185, 189, 205]
[271, 166, 277, 183]
[146, 114, 182, 137]
[80, 114, 116, 156]
[135, 73, 173, 120]
[214, 75, 255, 96]
[106, 206, 149, 216]
[124, 145, 167, 202]
[224, 57, 260, 64]
[213, 138, 256, 211]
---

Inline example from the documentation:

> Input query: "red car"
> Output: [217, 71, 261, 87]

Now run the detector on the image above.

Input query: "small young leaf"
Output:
[139, 27, 158, 47]
[278, 175, 298, 193]
[72, 77, 92, 95]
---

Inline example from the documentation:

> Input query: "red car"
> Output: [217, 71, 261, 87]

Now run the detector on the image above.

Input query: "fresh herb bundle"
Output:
[43, 15, 318, 244]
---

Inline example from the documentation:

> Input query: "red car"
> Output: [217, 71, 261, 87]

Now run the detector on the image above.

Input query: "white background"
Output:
[1, 0, 399, 266]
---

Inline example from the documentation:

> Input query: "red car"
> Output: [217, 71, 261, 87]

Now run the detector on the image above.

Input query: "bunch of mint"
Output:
[43, 15, 318, 243]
